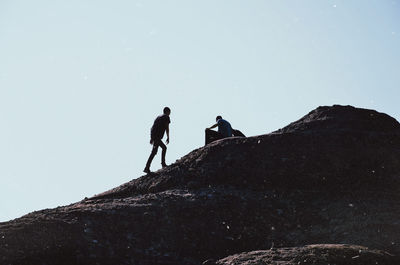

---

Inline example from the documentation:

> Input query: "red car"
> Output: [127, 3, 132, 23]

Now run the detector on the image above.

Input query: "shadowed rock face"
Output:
[1, 105, 400, 265]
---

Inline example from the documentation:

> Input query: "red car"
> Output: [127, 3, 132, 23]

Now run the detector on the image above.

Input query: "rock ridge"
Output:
[94, 105, 400, 200]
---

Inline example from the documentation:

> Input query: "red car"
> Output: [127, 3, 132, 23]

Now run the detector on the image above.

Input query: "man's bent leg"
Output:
[158, 140, 167, 167]
[144, 142, 159, 171]
[205, 129, 224, 145]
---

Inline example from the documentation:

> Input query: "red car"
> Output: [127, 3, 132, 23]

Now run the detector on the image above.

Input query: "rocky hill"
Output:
[1, 105, 400, 265]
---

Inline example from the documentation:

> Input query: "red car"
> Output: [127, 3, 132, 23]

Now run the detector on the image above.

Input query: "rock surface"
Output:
[1, 105, 400, 265]
[214, 244, 396, 265]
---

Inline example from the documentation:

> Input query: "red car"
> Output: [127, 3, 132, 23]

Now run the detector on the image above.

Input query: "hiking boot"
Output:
[143, 168, 151, 174]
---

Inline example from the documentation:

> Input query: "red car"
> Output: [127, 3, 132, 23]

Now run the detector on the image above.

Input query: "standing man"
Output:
[144, 107, 171, 173]
[207, 115, 233, 139]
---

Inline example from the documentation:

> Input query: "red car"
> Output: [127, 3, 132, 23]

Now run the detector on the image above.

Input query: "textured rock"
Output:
[1, 105, 400, 265]
[215, 244, 396, 265]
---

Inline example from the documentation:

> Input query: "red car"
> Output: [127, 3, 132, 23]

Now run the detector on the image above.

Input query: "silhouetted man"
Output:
[207, 115, 233, 139]
[144, 107, 171, 173]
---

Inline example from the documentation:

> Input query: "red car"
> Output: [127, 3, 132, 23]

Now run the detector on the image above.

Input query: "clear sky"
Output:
[1, 0, 399, 222]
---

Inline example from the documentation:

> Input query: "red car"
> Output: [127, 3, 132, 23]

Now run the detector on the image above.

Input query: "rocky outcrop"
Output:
[1, 105, 400, 265]
[276, 105, 400, 133]
[214, 244, 396, 265]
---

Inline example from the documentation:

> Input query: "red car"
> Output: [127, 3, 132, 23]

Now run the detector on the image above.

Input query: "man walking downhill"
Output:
[144, 107, 171, 173]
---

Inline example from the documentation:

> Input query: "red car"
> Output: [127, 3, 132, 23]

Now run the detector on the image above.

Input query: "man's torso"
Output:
[217, 119, 232, 138]
[151, 114, 170, 140]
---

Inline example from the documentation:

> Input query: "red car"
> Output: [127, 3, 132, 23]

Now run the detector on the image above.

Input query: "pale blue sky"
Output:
[1, 0, 399, 222]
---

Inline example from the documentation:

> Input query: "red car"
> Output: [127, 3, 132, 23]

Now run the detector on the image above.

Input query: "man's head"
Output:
[164, 107, 171, 115]
[216, 115, 222, 122]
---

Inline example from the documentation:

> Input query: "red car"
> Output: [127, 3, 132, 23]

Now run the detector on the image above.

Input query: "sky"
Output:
[0, 0, 399, 222]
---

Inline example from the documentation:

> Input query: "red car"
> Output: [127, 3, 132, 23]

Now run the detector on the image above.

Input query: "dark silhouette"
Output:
[205, 129, 223, 145]
[205, 116, 245, 144]
[207, 116, 233, 137]
[144, 107, 171, 173]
